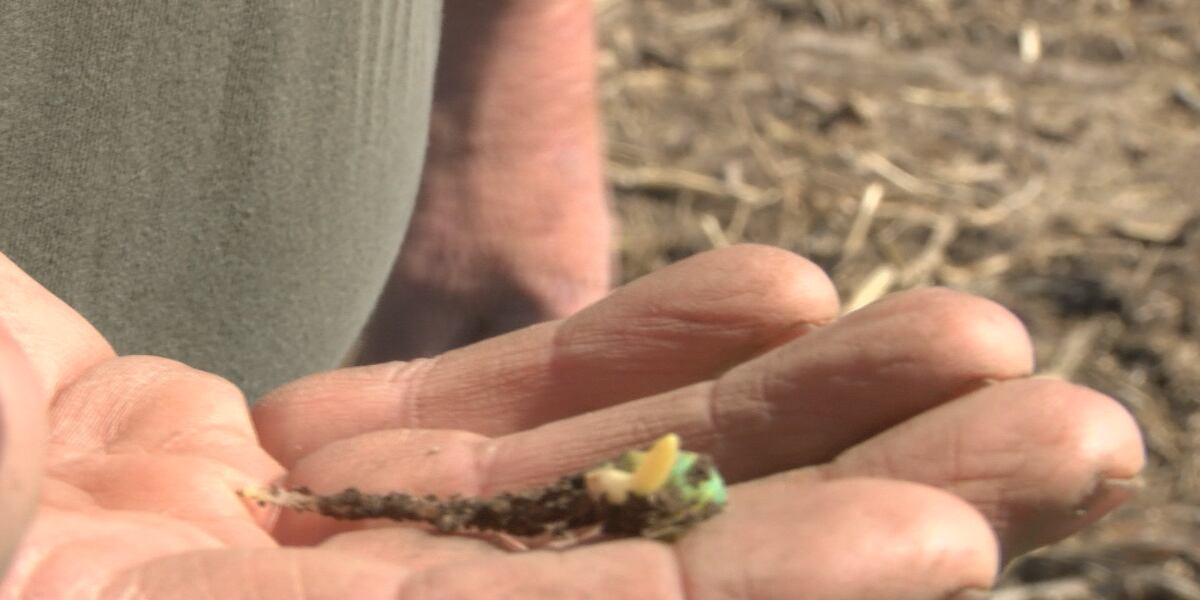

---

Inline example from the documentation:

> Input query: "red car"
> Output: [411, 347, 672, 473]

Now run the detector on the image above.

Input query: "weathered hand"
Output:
[352, 171, 612, 363]
[0, 253, 287, 598]
[351, 0, 612, 363]
[257, 245, 1143, 598]
[0, 246, 1143, 599]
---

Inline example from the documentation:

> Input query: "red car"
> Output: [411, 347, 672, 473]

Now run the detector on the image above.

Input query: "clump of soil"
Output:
[598, 0, 1200, 596]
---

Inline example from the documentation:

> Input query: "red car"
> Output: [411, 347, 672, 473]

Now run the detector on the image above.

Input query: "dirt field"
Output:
[596, 0, 1200, 596]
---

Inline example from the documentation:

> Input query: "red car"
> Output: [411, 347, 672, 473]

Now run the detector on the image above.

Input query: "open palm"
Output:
[0, 246, 1143, 599]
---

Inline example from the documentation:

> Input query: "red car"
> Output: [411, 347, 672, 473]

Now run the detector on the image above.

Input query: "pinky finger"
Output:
[98, 479, 999, 600]
[98, 548, 411, 600]
[402, 477, 998, 600]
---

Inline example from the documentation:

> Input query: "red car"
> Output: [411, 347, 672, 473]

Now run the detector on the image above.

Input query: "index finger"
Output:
[253, 245, 840, 467]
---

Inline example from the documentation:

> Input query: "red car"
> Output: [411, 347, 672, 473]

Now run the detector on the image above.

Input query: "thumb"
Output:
[0, 318, 48, 578]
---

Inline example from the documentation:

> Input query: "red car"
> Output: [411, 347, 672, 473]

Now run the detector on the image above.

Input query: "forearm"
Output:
[433, 2, 604, 155]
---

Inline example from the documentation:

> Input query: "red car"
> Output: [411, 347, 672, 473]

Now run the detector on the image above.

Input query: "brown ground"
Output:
[597, 0, 1200, 597]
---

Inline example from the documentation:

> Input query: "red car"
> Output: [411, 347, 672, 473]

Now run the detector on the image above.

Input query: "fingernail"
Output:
[947, 587, 992, 600]
[1100, 477, 1143, 494]
[1074, 476, 1143, 517]
[1030, 373, 1066, 381]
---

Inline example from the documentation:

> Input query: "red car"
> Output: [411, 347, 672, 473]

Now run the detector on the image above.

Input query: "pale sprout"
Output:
[586, 467, 633, 504]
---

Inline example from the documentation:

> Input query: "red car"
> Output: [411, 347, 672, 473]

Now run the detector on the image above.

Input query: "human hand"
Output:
[0, 321, 46, 574]
[256, 245, 1143, 598]
[351, 0, 612, 363]
[0, 253, 289, 597]
[353, 162, 612, 363]
[0, 246, 1143, 599]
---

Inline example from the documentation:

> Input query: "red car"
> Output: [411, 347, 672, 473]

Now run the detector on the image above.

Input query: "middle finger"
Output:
[254, 245, 840, 467]
[275, 289, 1033, 543]
[480, 287, 1034, 490]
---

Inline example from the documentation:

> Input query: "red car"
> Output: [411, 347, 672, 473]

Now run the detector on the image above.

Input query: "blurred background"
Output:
[595, 0, 1200, 597]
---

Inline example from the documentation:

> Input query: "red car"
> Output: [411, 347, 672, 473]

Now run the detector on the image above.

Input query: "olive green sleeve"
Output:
[0, 1, 442, 400]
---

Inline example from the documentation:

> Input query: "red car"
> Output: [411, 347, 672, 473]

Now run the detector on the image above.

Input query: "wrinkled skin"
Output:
[0, 245, 1143, 599]
[351, 1, 612, 363]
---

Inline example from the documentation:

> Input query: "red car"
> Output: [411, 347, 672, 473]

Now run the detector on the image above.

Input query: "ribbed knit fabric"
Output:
[0, 1, 442, 400]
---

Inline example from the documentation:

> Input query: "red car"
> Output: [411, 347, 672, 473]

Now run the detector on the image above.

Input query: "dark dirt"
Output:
[303, 478, 598, 537]
[597, 0, 1200, 597]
